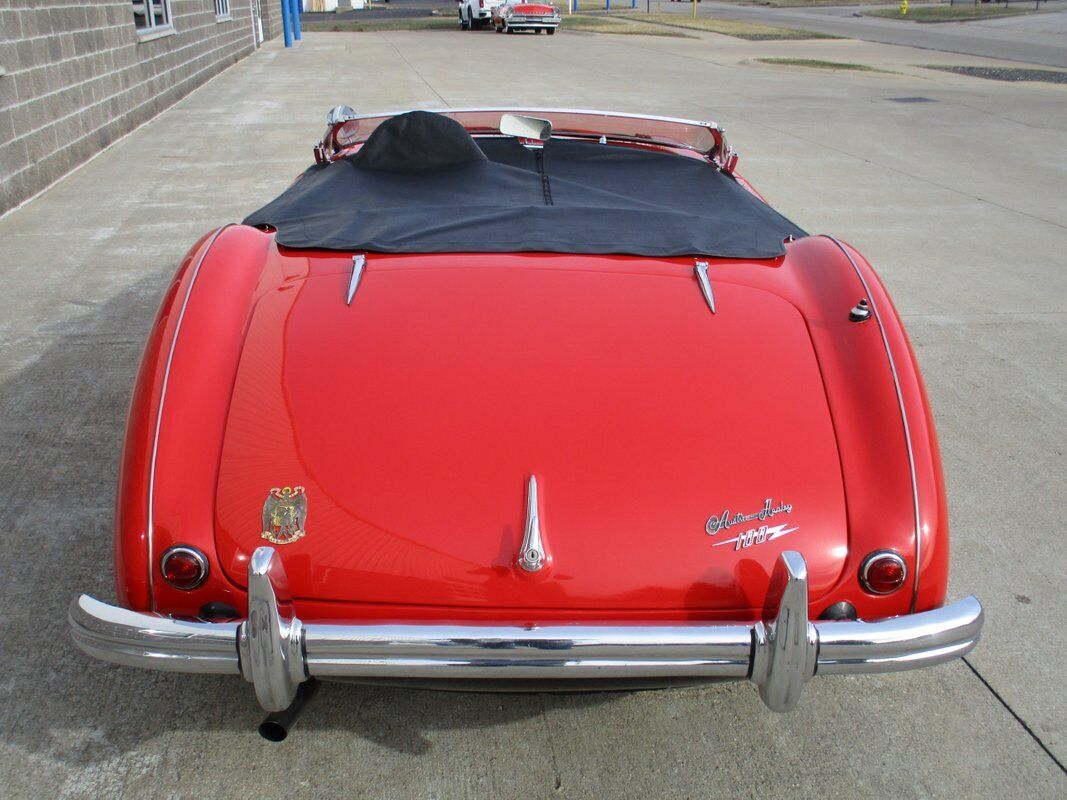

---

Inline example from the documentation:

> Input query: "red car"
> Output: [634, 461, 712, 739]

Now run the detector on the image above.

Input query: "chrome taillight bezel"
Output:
[859, 549, 908, 595]
[160, 545, 210, 591]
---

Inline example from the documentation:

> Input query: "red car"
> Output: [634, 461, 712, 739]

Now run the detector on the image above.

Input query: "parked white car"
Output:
[458, 0, 505, 29]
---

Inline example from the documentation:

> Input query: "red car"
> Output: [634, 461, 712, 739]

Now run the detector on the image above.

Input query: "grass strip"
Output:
[565, 14, 693, 36]
[865, 5, 1036, 22]
[756, 57, 891, 72]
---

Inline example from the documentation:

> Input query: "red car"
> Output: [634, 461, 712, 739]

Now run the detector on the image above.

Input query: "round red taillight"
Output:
[859, 550, 907, 595]
[161, 546, 209, 590]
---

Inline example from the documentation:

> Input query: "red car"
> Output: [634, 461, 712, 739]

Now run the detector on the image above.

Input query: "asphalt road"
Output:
[0, 24, 1064, 800]
[644, 0, 1067, 67]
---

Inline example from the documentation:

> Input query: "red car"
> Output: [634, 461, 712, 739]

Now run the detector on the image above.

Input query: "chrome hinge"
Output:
[694, 259, 716, 315]
[346, 254, 366, 305]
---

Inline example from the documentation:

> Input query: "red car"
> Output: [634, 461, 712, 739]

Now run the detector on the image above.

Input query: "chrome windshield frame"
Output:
[314, 107, 736, 172]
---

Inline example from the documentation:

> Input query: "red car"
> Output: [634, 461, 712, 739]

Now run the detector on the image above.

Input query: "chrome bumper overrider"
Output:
[70, 549, 982, 713]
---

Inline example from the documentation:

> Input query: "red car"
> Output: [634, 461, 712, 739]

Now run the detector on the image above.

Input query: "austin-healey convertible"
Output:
[70, 108, 982, 738]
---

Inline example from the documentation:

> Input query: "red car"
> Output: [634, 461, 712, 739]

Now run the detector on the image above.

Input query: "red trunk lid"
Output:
[214, 255, 847, 613]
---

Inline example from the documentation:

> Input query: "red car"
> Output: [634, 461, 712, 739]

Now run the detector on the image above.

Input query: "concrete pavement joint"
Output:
[951, 100, 1059, 132]
[961, 657, 1067, 776]
[380, 32, 451, 106]
[537, 694, 564, 792]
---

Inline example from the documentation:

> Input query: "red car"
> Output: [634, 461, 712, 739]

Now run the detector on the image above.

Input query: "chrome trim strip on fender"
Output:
[70, 550, 982, 713]
[823, 236, 923, 613]
[146, 224, 233, 609]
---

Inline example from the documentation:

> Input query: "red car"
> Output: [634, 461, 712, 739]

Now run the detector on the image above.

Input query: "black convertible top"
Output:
[243, 111, 805, 259]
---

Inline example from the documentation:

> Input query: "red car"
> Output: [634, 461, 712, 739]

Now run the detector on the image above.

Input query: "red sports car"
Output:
[491, 1, 561, 33]
[70, 107, 982, 739]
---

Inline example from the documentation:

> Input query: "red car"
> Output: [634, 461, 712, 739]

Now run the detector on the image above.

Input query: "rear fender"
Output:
[114, 225, 275, 612]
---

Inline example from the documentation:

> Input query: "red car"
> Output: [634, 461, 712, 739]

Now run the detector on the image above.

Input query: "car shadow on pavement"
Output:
[299, 682, 620, 755]
[0, 275, 623, 763]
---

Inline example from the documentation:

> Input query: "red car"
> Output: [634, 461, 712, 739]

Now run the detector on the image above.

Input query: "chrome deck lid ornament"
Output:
[849, 298, 871, 322]
[517, 476, 547, 573]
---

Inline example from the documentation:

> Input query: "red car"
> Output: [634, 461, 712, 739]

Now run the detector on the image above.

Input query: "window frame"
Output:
[132, 0, 175, 39]
[215, 0, 232, 21]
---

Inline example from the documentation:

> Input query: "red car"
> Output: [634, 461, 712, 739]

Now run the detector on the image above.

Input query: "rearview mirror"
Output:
[500, 113, 552, 141]
[326, 105, 359, 126]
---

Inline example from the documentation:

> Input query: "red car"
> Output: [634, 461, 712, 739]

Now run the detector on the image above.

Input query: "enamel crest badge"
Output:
[261, 486, 308, 545]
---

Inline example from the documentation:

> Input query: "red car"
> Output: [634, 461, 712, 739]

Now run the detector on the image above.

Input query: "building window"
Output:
[132, 0, 173, 33]
[215, 0, 231, 19]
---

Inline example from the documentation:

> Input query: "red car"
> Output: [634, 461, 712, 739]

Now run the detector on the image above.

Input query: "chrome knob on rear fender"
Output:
[849, 299, 872, 322]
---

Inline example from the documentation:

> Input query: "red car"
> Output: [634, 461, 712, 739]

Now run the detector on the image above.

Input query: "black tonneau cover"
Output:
[243, 111, 805, 258]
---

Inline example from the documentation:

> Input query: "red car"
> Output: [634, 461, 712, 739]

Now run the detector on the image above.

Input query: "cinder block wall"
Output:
[259, 0, 283, 42]
[0, 1, 274, 215]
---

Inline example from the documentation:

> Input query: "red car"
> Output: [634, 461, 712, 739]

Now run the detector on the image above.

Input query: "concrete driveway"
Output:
[0, 27, 1064, 799]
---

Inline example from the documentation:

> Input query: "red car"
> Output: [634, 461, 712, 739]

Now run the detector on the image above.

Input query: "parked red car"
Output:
[491, 1, 561, 33]
[70, 107, 982, 738]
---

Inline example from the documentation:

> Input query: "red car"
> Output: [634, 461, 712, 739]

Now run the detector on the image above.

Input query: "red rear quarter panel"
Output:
[115, 192, 947, 620]
[115, 225, 273, 611]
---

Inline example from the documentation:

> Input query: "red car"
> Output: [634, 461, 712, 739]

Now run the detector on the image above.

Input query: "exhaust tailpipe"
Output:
[258, 679, 319, 742]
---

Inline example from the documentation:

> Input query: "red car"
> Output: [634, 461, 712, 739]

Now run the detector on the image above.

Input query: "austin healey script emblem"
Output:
[705, 498, 796, 551]
[261, 486, 308, 545]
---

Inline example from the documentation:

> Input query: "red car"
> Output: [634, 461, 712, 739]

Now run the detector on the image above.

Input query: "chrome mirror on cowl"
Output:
[314, 105, 360, 163]
[500, 113, 553, 142]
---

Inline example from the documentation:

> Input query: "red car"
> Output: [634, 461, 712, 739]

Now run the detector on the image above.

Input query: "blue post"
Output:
[292, 0, 302, 41]
[631, 0, 636, 7]
[606, 0, 610, 9]
[281, 0, 293, 47]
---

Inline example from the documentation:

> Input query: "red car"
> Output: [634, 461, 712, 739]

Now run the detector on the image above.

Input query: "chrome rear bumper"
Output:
[70, 548, 982, 713]
[507, 20, 560, 27]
